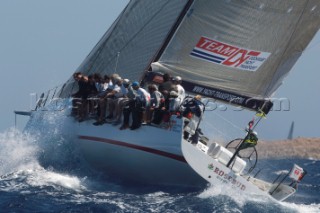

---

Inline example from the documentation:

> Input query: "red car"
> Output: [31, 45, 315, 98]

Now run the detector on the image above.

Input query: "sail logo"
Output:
[190, 36, 270, 71]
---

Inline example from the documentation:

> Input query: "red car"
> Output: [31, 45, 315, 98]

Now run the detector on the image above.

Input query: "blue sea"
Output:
[0, 128, 319, 213]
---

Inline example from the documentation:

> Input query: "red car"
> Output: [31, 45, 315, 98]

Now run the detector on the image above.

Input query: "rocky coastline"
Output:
[256, 137, 320, 159]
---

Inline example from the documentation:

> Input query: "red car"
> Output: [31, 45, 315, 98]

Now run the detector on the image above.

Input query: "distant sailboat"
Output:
[19, 0, 319, 201]
[287, 121, 295, 140]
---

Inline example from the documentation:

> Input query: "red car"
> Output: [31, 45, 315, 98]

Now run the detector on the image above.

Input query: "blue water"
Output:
[0, 128, 319, 213]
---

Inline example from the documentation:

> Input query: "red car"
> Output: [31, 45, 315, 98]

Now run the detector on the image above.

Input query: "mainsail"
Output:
[60, 0, 190, 98]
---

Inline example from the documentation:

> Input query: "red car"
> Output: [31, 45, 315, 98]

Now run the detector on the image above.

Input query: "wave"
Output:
[0, 167, 86, 193]
[198, 184, 320, 213]
[281, 202, 320, 213]
[0, 128, 39, 175]
[0, 128, 86, 193]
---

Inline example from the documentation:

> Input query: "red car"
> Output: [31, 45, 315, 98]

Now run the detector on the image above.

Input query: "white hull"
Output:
[25, 100, 206, 188]
[181, 139, 296, 201]
[76, 119, 206, 187]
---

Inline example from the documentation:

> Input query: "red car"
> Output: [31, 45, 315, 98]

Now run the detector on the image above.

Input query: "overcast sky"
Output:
[0, 1, 319, 140]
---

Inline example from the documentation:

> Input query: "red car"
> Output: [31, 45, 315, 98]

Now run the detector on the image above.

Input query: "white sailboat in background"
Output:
[17, 0, 320, 201]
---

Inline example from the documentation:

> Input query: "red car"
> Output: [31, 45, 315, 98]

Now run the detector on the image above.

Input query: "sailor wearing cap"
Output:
[168, 90, 181, 113]
[172, 76, 185, 104]
[112, 78, 131, 125]
[105, 76, 126, 121]
[93, 74, 122, 125]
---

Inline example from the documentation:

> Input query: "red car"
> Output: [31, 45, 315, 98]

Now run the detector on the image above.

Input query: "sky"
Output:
[0, 0, 319, 140]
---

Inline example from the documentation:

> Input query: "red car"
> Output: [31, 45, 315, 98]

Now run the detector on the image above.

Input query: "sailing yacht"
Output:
[20, 0, 320, 200]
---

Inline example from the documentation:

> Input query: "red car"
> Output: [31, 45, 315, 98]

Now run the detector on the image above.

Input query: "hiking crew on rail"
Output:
[71, 72, 200, 131]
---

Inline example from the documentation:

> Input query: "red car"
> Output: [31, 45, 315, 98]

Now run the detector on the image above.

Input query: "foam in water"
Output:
[281, 201, 320, 213]
[0, 128, 85, 193]
[198, 183, 272, 207]
[0, 128, 39, 175]
[27, 168, 86, 192]
[198, 181, 320, 213]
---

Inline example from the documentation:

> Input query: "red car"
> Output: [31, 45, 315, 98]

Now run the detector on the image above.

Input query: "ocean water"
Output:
[0, 128, 319, 213]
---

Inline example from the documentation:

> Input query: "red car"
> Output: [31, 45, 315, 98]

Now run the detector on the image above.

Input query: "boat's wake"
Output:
[281, 202, 320, 213]
[198, 184, 320, 213]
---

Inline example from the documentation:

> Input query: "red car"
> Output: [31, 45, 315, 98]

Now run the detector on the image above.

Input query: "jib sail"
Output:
[151, 0, 320, 113]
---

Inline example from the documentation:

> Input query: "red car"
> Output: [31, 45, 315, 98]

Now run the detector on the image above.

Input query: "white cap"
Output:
[173, 76, 182, 81]
[114, 76, 122, 83]
[170, 91, 179, 97]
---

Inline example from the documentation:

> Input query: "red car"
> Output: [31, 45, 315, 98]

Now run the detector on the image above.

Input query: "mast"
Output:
[141, 0, 195, 84]
[153, 0, 195, 63]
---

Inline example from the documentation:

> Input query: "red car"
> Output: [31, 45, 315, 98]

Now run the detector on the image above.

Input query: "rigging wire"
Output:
[211, 110, 244, 132]
[114, 52, 121, 73]
[202, 119, 232, 140]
